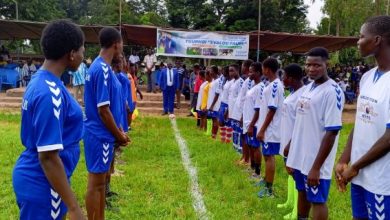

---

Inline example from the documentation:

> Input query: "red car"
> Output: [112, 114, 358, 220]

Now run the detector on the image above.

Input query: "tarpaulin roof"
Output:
[0, 19, 358, 53]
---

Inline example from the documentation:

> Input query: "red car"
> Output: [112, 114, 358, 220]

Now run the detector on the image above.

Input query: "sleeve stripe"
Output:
[386, 123, 390, 128]
[97, 101, 110, 107]
[324, 126, 342, 131]
[254, 108, 260, 111]
[37, 144, 63, 152]
[268, 106, 277, 110]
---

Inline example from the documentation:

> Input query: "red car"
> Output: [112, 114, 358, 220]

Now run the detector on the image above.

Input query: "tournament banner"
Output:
[156, 29, 249, 60]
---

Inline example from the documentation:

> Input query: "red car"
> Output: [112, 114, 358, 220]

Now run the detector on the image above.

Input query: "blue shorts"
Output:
[351, 183, 390, 219]
[261, 142, 280, 156]
[207, 110, 219, 119]
[293, 170, 331, 204]
[246, 127, 261, 148]
[197, 110, 207, 118]
[17, 189, 68, 220]
[230, 119, 243, 133]
[218, 103, 228, 124]
[84, 131, 114, 174]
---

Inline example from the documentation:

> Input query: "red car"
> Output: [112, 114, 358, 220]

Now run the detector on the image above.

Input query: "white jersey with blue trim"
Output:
[351, 67, 390, 195]
[256, 78, 284, 142]
[14, 69, 83, 201]
[228, 77, 244, 119]
[220, 79, 233, 105]
[286, 79, 344, 179]
[279, 86, 306, 156]
[232, 77, 253, 121]
[243, 82, 265, 133]
[84, 56, 123, 142]
[207, 78, 221, 111]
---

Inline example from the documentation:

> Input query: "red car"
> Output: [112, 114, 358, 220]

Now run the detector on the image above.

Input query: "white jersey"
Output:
[207, 78, 221, 111]
[228, 78, 244, 119]
[286, 79, 344, 179]
[243, 82, 265, 133]
[254, 81, 267, 129]
[220, 79, 233, 105]
[196, 81, 208, 111]
[255, 78, 285, 143]
[351, 68, 390, 195]
[279, 86, 306, 156]
[232, 77, 253, 121]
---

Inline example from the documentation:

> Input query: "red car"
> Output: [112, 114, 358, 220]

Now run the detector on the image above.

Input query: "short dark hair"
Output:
[284, 63, 303, 81]
[193, 64, 200, 69]
[229, 64, 239, 72]
[250, 62, 262, 74]
[210, 65, 218, 75]
[365, 15, 390, 45]
[99, 27, 122, 49]
[199, 70, 206, 78]
[306, 47, 329, 60]
[263, 58, 279, 73]
[243, 59, 254, 68]
[40, 19, 84, 60]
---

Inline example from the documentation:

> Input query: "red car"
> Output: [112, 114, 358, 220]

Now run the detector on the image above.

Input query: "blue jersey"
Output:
[84, 57, 123, 142]
[116, 72, 131, 132]
[13, 69, 83, 201]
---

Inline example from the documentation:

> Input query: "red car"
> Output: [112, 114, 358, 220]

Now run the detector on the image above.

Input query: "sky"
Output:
[304, 0, 325, 29]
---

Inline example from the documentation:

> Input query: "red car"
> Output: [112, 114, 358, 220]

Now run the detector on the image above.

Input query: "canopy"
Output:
[0, 19, 358, 53]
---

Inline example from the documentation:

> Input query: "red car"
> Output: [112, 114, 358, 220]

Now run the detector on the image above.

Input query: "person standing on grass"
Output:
[286, 47, 344, 220]
[277, 64, 305, 218]
[144, 49, 157, 93]
[244, 62, 265, 183]
[227, 64, 243, 151]
[207, 66, 222, 139]
[12, 19, 85, 220]
[159, 62, 180, 116]
[175, 61, 185, 109]
[256, 58, 285, 198]
[232, 59, 254, 165]
[84, 27, 129, 220]
[69, 60, 87, 105]
[196, 71, 207, 130]
[218, 66, 232, 143]
[335, 16, 390, 220]
[191, 64, 202, 117]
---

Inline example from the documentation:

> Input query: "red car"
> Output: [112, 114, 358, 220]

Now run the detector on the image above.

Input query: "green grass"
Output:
[0, 113, 354, 219]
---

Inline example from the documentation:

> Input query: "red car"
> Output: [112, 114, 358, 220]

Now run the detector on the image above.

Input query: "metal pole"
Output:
[119, 0, 122, 34]
[256, 0, 261, 62]
[12, 0, 18, 20]
[387, 0, 390, 15]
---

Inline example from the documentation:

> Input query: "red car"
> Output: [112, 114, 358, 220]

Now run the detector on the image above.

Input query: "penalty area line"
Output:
[170, 118, 209, 220]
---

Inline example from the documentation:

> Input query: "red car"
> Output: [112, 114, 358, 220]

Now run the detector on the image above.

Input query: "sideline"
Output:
[170, 118, 209, 220]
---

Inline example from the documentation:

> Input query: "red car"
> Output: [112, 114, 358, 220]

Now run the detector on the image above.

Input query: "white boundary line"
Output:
[170, 118, 209, 220]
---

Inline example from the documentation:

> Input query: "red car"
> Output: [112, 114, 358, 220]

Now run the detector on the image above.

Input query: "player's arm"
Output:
[247, 108, 259, 136]
[342, 128, 390, 182]
[258, 108, 276, 141]
[39, 151, 84, 219]
[335, 128, 353, 192]
[209, 93, 220, 111]
[98, 105, 128, 146]
[307, 130, 339, 186]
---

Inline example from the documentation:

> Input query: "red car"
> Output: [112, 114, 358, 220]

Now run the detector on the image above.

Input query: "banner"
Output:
[156, 29, 249, 60]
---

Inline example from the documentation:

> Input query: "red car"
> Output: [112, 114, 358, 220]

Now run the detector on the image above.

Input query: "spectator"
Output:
[69, 60, 87, 104]
[143, 49, 157, 93]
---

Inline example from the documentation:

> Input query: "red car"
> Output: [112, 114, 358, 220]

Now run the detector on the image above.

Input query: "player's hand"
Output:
[335, 162, 348, 192]
[341, 165, 359, 183]
[285, 166, 294, 176]
[68, 206, 85, 220]
[307, 168, 320, 187]
[256, 130, 265, 142]
[283, 144, 290, 157]
[247, 125, 254, 137]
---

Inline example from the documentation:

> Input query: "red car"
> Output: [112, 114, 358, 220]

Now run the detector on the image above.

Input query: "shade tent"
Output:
[0, 19, 358, 53]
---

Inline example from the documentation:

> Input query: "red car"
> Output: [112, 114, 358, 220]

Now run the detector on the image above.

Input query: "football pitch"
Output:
[0, 113, 354, 219]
